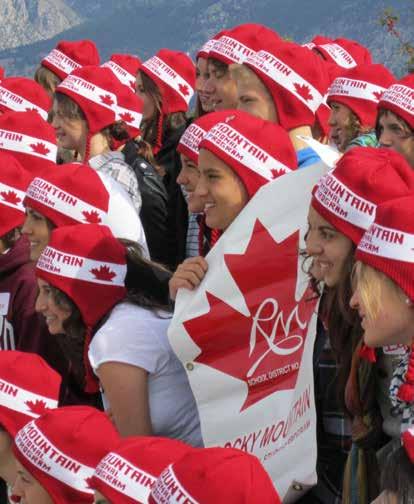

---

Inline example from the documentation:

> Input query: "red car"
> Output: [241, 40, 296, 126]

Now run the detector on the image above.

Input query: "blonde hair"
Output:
[354, 261, 407, 321]
[34, 65, 61, 96]
[230, 64, 272, 98]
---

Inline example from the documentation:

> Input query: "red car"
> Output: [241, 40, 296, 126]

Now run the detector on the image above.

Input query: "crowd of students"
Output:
[0, 22, 413, 503]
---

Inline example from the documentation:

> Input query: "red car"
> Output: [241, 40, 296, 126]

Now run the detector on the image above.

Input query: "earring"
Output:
[406, 298, 412, 306]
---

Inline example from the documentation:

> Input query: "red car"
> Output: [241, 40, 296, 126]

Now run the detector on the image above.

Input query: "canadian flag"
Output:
[169, 161, 329, 501]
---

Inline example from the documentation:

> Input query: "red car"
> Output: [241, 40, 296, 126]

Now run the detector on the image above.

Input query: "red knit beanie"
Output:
[0, 351, 60, 437]
[177, 110, 231, 163]
[312, 37, 372, 68]
[41, 39, 100, 80]
[24, 162, 109, 228]
[141, 49, 195, 115]
[102, 53, 141, 91]
[56, 66, 138, 160]
[0, 110, 57, 174]
[356, 194, 414, 401]
[36, 224, 127, 392]
[0, 152, 31, 236]
[196, 31, 227, 60]
[312, 147, 414, 244]
[0, 77, 51, 121]
[149, 447, 280, 504]
[402, 427, 414, 463]
[379, 74, 414, 130]
[209, 24, 281, 65]
[327, 64, 396, 128]
[244, 39, 330, 130]
[112, 82, 143, 142]
[13, 406, 120, 503]
[91, 436, 194, 504]
[199, 109, 297, 199]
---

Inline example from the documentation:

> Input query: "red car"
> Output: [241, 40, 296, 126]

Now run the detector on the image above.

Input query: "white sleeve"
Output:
[88, 305, 166, 374]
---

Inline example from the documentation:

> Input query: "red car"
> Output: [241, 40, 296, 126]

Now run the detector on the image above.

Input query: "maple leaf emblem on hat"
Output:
[271, 168, 286, 179]
[25, 400, 50, 416]
[119, 111, 134, 123]
[82, 210, 102, 224]
[100, 94, 114, 106]
[1, 190, 21, 205]
[30, 142, 50, 156]
[294, 83, 313, 102]
[373, 91, 383, 101]
[178, 83, 190, 96]
[129, 80, 136, 90]
[25, 107, 39, 114]
[183, 219, 317, 411]
[90, 265, 116, 282]
[84, 477, 94, 489]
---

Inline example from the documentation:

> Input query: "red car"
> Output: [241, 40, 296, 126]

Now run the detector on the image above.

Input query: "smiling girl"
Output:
[169, 109, 297, 299]
[306, 147, 414, 502]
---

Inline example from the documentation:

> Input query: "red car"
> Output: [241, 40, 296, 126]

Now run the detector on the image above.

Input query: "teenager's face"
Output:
[51, 100, 87, 151]
[377, 110, 414, 167]
[328, 101, 354, 152]
[94, 490, 110, 503]
[305, 206, 354, 287]
[237, 77, 278, 123]
[205, 62, 238, 111]
[196, 57, 213, 112]
[13, 459, 54, 504]
[35, 278, 72, 335]
[177, 154, 204, 213]
[135, 72, 156, 120]
[350, 264, 414, 348]
[195, 149, 249, 231]
[22, 208, 52, 262]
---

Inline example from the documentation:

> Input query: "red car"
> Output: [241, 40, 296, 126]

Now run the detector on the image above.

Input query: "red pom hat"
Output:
[0, 351, 60, 437]
[13, 406, 120, 503]
[91, 436, 194, 504]
[56, 66, 141, 160]
[41, 39, 100, 80]
[102, 53, 141, 91]
[378, 74, 414, 130]
[244, 39, 330, 130]
[0, 77, 51, 121]
[327, 64, 396, 128]
[356, 194, 414, 401]
[196, 30, 227, 60]
[199, 109, 297, 199]
[208, 23, 281, 66]
[111, 82, 143, 144]
[0, 110, 57, 174]
[24, 162, 109, 228]
[311, 37, 372, 69]
[0, 152, 32, 236]
[402, 427, 414, 464]
[177, 110, 231, 163]
[141, 49, 195, 115]
[36, 224, 127, 392]
[149, 447, 281, 504]
[312, 147, 414, 244]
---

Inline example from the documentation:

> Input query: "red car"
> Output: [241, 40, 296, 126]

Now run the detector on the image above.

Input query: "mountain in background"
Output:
[0, 0, 412, 77]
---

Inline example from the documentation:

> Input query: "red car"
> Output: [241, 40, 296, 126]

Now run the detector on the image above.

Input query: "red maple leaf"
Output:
[25, 107, 39, 113]
[100, 94, 114, 106]
[84, 477, 94, 489]
[82, 210, 102, 224]
[119, 111, 134, 123]
[90, 265, 116, 281]
[271, 168, 286, 179]
[30, 142, 50, 156]
[129, 80, 136, 90]
[25, 399, 50, 416]
[1, 190, 21, 205]
[294, 83, 313, 102]
[178, 83, 190, 96]
[183, 220, 317, 411]
[373, 91, 383, 101]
